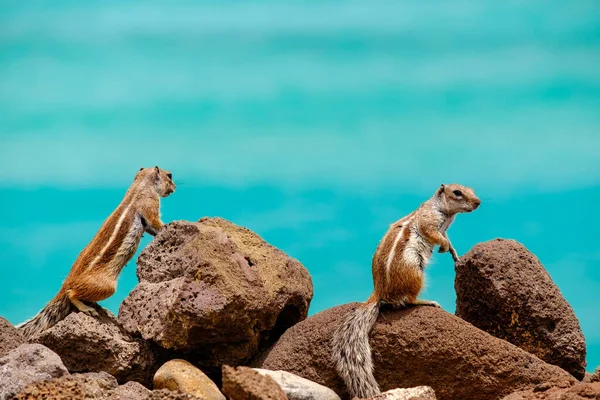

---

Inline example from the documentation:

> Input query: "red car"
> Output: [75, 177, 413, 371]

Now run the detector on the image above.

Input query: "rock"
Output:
[455, 239, 586, 379]
[591, 366, 600, 383]
[501, 381, 600, 399]
[254, 303, 576, 400]
[253, 368, 340, 400]
[0, 343, 69, 400]
[0, 317, 25, 358]
[114, 381, 151, 400]
[363, 386, 436, 400]
[222, 365, 288, 400]
[33, 305, 156, 385]
[119, 218, 313, 370]
[13, 371, 118, 400]
[148, 390, 203, 400]
[153, 359, 225, 400]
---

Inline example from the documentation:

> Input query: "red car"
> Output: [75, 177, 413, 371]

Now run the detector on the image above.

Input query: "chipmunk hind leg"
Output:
[65, 274, 116, 317]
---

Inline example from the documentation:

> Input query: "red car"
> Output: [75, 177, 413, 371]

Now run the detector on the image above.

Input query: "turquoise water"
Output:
[1, 0, 599, 371]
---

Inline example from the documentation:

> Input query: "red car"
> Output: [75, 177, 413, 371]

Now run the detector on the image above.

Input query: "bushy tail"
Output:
[18, 289, 72, 340]
[331, 299, 381, 398]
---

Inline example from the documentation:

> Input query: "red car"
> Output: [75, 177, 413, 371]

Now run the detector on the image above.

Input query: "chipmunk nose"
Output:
[473, 199, 481, 209]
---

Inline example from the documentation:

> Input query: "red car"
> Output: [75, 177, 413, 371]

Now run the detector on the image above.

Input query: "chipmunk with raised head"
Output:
[331, 184, 480, 398]
[19, 166, 176, 339]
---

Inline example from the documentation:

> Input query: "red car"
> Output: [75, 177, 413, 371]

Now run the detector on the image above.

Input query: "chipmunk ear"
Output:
[154, 166, 160, 173]
[139, 167, 144, 171]
[437, 184, 445, 196]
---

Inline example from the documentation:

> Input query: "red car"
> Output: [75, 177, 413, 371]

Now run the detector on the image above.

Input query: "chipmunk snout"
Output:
[472, 199, 481, 209]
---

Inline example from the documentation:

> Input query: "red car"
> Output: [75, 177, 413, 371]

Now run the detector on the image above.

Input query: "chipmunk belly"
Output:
[106, 213, 145, 279]
[404, 226, 434, 271]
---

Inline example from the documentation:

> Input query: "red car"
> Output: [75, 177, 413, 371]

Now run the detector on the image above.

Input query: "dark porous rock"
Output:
[14, 371, 118, 400]
[0, 316, 25, 358]
[254, 304, 576, 400]
[33, 306, 156, 385]
[119, 218, 313, 371]
[0, 343, 69, 400]
[455, 239, 587, 379]
[501, 381, 600, 399]
[222, 365, 288, 400]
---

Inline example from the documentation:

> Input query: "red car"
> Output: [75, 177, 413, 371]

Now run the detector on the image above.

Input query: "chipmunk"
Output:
[19, 166, 176, 339]
[331, 184, 480, 398]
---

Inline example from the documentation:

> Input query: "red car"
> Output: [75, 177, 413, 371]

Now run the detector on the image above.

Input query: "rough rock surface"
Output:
[254, 303, 576, 400]
[14, 374, 204, 400]
[364, 386, 436, 400]
[114, 381, 151, 399]
[0, 343, 69, 400]
[222, 365, 288, 400]
[501, 381, 600, 399]
[33, 306, 156, 385]
[254, 368, 340, 400]
[591, 367, 600, 383]
[119, 218, 313, 369]
[13, 371, 118, 400]
[153, 359, 225, 400]
[0, 317, 25, 358]
[455, 239, 586, 379]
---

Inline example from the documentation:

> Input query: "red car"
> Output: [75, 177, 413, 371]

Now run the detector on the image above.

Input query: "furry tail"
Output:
[18, 289, 72, 340]
[331, 299, 381, 398]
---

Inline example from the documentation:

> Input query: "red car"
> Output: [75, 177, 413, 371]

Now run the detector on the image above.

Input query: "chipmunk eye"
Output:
[453, 190, 463, 197]
[167, 173, 172, 180]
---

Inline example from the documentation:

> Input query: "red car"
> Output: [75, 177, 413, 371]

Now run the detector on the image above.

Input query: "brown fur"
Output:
[332, 184, 480, 398]
[19, 166, 176, 339]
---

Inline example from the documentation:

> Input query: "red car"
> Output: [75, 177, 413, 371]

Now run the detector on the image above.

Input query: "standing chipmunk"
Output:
[331, 184, 480, 398]
[19, 166, 176, 339]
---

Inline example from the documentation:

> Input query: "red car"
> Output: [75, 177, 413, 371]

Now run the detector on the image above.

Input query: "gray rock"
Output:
[113, 381, 151, 400]
[455, 239, 587, 379]
[0, 343, 69, 400]
[253, 369, 340, 400]
[364, 386, 437, 400]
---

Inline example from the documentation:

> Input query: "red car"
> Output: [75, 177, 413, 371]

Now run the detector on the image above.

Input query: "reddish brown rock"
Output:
[13, 371, 118, 400]
[501, 381, 600, 399]
[254, 303, 576, 400]
[33, 305, 156, 385]
[0, 316, 25, 358]
[591, 367, 600, 383]
[455, 239, 587, 379]
[119, 218, 313, 370]
[14, 371, 204, 400]
[222, 365, 288, 400]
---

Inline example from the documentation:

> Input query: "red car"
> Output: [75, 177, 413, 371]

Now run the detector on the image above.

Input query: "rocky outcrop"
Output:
[153, 359, 225, 400]
[0, 343, 69, 400]
[0, 317, 25, 358]
[501, 381, 600, 399]
[253, 368, 340, 400]
[363, 386, 436, 400]
[592, 367, 600, 383]
[254, 304, 576, 400]
[119, 218, 313, 370]
[455, 239, 586, 379]
[222, 366, 288, 400]
[33, 306, 156, 385]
